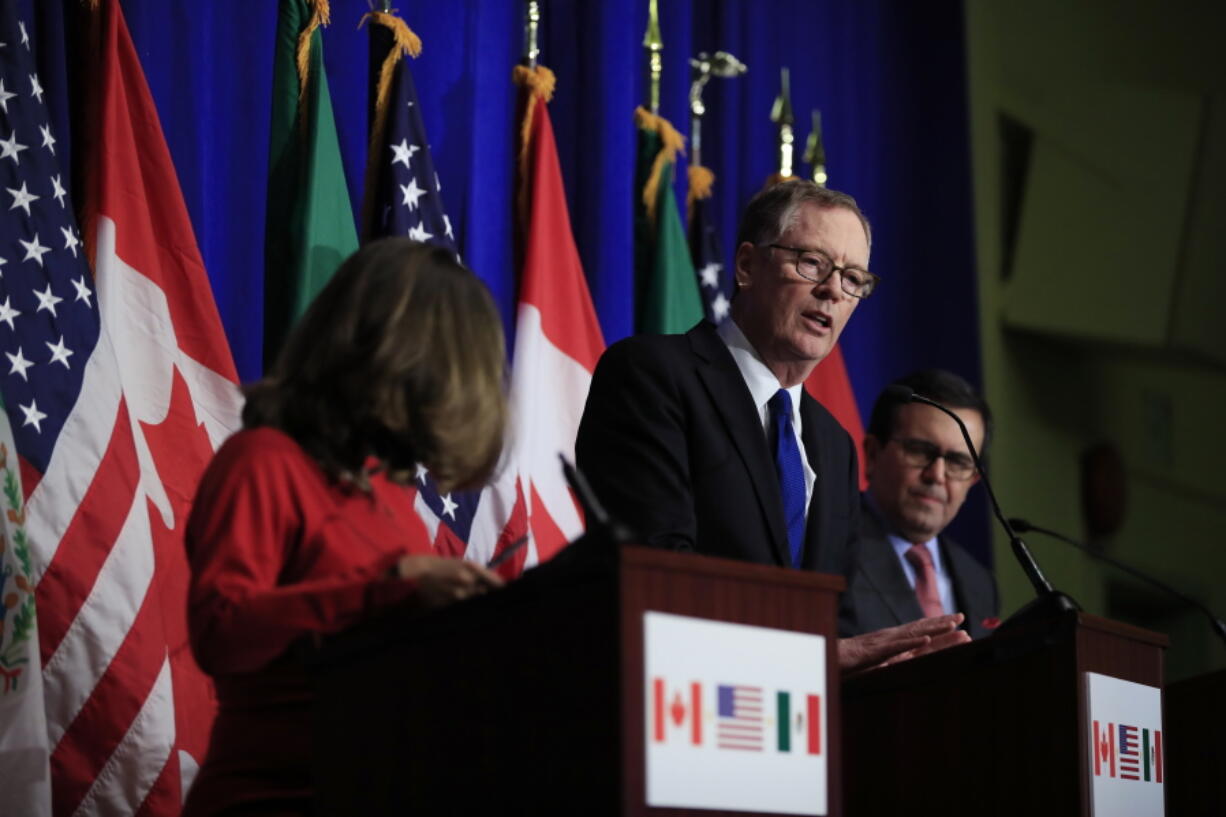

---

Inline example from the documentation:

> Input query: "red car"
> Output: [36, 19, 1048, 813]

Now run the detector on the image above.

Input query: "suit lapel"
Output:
[799, 394, 827, 569]
[857, 500, 925, 624]
[689, 325, 790, 566]
[942, 538, 991, 630]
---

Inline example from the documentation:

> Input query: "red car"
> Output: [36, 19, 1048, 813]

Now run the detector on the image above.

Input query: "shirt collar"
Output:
[888, 533, 943, 574]
[717, 319, 804, 429]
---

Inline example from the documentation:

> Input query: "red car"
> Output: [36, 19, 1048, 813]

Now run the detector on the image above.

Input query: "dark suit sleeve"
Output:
[576, 338, 696, 551]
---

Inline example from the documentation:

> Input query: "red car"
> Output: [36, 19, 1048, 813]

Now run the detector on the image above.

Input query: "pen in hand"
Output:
[485, 534, 529, 569]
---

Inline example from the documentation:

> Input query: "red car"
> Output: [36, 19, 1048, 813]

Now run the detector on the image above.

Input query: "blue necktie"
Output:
[769, 389, 806, 568]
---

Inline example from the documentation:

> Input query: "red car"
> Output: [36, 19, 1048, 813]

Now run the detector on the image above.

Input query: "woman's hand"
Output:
[394, 555, 505, 609]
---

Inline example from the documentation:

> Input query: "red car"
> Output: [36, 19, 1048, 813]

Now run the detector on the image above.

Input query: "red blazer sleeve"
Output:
[186, 432, 419, 676]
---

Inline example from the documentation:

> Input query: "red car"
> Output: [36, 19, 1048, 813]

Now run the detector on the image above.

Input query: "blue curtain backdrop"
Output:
[29, 0, 988, 559]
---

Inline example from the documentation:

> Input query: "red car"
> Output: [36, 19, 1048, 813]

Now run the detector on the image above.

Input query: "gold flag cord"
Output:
[356, 9, 422, 241]
[360, 10, 423, 120]
[296, 0, 332, 105]
[685, 163, 714, 226]
[511, 64, 556, 219]
[512, 64, 556, 163]
[635, 106, 686, 224]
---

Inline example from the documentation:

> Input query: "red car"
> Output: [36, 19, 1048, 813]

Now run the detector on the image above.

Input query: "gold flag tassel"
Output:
[357, 9, 423, 240]
[359, 9, 422, 150]
[635, 106, 686, 226]
[685, 164, 714, 226]
[512, 64, 556, 155]
[296, 0, 333, 106]
[511, 64, 557, 219]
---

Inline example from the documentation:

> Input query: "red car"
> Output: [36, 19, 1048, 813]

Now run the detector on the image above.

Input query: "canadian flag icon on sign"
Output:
[653, 679, 703, 745]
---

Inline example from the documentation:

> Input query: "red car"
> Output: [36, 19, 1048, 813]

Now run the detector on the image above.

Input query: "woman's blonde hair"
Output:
[244, 238, 507, 492]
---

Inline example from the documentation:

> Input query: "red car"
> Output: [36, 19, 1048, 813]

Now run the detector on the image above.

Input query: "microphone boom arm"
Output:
[883, 385, 1080, 626]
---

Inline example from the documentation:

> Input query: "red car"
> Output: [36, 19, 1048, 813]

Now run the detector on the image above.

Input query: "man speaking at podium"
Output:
[577, 180, 968, 671]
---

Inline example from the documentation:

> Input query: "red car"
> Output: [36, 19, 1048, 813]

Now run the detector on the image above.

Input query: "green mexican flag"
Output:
[634, 112, 704, 335]
[264, 0, 358, 366]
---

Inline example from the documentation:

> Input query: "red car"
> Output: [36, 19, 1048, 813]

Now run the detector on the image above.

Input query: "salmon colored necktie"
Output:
[905, 544, 945, 618]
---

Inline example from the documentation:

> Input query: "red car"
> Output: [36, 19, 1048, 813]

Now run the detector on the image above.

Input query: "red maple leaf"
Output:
[670, 691, 687, 727]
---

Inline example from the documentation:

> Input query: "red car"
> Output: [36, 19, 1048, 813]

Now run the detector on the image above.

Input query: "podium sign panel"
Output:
[643, 612, 828, 815]
[1085, 673, 1164, 816]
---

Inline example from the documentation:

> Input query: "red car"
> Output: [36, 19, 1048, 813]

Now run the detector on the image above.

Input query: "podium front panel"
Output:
[619, 548, 844, 817]
[311, 544, 845, 816]
[842, 611, 1166, 817]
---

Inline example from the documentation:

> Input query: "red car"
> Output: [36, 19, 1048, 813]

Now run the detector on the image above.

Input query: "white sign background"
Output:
[643, 611, 827, 815]
[1085, 672, 1164, 817]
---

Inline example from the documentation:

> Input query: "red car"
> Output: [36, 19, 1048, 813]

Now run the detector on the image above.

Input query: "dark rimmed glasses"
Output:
[890, 437, 977, 481]
[765, 243, 879, 299]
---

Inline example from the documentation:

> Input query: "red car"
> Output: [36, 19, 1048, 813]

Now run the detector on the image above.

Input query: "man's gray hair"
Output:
[735, 180, 872, 251]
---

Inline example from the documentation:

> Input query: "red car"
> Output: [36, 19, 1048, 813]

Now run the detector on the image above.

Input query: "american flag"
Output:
[362, 12, 496, 562]
[364, 16, 454, 254]
[0, 2, 243, 814]
[0, 9, 98, 481]
[688, 192, 731, 325]
[716, 683, 764, 750]
[1118, 723, 1140, 780]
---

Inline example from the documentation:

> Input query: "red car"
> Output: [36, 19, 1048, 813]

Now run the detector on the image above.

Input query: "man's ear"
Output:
[733, 241, 755, 289]
[863, 435, 882, 480]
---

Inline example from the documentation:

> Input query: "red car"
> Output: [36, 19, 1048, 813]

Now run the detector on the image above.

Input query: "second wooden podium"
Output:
[842, 610, 1168, 816]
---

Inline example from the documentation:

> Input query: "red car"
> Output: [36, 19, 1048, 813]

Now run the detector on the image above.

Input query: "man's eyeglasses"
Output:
[764, 244, 879, 299]
[890, 437, 977, 480]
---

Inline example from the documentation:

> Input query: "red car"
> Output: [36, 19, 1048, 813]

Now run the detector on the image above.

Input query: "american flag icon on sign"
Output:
[717, 684, 764, 751]
[1118, 724, 1141, 780]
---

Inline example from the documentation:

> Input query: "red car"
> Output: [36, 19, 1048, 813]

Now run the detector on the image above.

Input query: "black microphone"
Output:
[1009, 517, 1226, 649]
[884, 385, 1080, 626]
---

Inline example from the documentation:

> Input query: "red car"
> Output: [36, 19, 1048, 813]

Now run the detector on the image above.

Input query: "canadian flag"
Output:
[652, 678, 703, 745]
[469, 66, 604, 569]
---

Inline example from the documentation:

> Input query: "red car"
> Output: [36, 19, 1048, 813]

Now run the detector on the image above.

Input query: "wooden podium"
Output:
[309, 543, 845, 816]
[842, 610, 1168, 816]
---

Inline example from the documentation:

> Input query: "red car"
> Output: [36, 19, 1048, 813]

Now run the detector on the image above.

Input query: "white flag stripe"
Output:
[24, 327, 123, 575]
[413, 489, 441, 543]
[72, 655, 175, 817]
[42, 487, 154, 746]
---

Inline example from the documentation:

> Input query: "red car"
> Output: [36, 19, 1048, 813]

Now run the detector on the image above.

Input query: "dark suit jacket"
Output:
[576, 322, 859, 576]
[839, 497, 999, 639]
